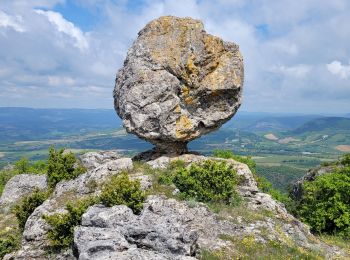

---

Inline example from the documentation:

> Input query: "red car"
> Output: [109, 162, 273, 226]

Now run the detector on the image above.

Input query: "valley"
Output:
[0, 108, 349, 192]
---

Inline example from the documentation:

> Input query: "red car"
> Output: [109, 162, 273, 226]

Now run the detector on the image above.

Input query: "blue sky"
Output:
[0, 0, 349, 114]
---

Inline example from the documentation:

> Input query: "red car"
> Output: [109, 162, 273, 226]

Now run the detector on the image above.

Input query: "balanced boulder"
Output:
[114, 16, 244, 153]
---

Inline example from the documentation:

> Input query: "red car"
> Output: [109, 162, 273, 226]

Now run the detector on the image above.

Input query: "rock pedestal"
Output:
[114, 16, 244, 153]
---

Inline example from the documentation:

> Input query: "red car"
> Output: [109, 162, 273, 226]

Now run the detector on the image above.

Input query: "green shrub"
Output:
[297, 168, 350, 238]
[213, 150, 256, 174]
[14, 157, 30, 174]
[173, 160, 240, 204]
[100, 173, 145, 214]
[43, 197, 97, 248]
[0, 169, 17, 196]
[157, 160, 185, 185]
[0, 234, 20, 259]
[212, 150, 295, 209]
[13, 189, 50, 230]
[47, 146, 86, 188]
[340, 153, 350, 166]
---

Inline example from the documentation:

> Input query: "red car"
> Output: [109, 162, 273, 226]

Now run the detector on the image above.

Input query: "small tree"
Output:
[100, 173, 145, 214]
[47, 146, 86, 188]
[13, 189, 49, 230]
[14, 157, 30, 174]
[173, 160, 240, 204]
[297, 167, 350, 238]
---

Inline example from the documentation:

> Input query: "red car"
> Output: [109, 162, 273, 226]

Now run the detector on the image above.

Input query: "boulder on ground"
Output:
[0, 174, 47, 207]
[114, 16, 244, 154]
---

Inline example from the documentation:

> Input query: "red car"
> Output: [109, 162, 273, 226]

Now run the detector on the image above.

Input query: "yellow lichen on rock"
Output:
[176, 115, 193, 139]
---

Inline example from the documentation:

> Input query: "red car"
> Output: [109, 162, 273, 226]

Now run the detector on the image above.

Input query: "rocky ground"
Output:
[1, 151, 348, 259]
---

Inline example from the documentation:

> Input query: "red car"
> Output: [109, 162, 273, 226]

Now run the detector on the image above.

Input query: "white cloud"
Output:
[272, 64, 312, 78]
[35, 9, 89, 51]
[327, 60, 350, 79]
[0, 0, 350, 113]
[0, 11, 25, 32]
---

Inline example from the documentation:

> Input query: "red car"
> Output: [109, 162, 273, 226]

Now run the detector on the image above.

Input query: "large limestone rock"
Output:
[114, 16, 244, 153]
[0, 174, 47, 207]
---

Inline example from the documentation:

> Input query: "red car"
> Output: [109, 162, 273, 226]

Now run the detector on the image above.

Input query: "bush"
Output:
[157, 160, 185, 185]
[47, 146, 86, 188]
[43, 197, 97, 248]
[340, 153, 350, 166]
[173, 160, 240, 204]
[0, 235, 19, 259]
[100, 173, 145, 214]
[0, 169, 17, 196]
[297, 168, 350, 238]
[213, 150, 256, 174]
[212, 150, 295, 209]
[13, 189, 50, 230]
[14, 157, 30, 174]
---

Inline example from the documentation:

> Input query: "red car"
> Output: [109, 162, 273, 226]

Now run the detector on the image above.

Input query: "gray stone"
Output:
[114, 16, 244, 153]
[80, 150, 121, 170]
[0, 174, 47, 207]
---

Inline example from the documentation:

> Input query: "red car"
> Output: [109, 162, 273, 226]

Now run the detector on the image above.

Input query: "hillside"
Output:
[292, 117, 350, 135]
[0, 108, 121, 142]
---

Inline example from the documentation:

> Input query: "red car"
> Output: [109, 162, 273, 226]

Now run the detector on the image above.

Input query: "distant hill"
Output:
[243, 115, 321, 132]
[0, 107, 122, 142]
[292, 117, 350, 134]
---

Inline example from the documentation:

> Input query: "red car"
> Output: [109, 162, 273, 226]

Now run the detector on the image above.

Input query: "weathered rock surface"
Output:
[290, 165, 336, 200]
[80, 150, 121, 170]
[0, 174, 47, 207]
[6, 154, 348, 259]
[5, 158, 133, 260]
[75, 201, 198, 259]
[114, 16, 244, 153]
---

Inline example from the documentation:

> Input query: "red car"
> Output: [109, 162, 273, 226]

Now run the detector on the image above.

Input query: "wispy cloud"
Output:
[0, 11, 25, 32]
[35, 9, 89, 51]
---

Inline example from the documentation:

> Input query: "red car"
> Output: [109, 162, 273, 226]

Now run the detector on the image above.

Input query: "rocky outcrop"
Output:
[290, 165, 336, 200]
[5, 158, 133, 260]
[0, 174, 47, 207]
[5, 154, 348, 259]
[79, 150, 121, 170]
[114, 16, 244, 153]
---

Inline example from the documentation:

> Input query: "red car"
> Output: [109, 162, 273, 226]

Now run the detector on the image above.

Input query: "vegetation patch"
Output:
[296, 166, 350, 239]
[0, 157, 47, 196]
[43, 197, 97, 248]
[201, 234, 322, 260]
[44, 173, 146, 248]
[13, 189, 50, 230]
[47, 146, 86, 188]
[173, 160, 240, 204]
[0, 234, 20, 259]
[100, 173, 145, 214]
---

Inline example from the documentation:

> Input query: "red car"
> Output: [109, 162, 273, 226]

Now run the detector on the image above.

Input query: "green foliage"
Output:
[47, 146, 86, 188]
[213, 150, 257, 174]
[0, 234, 20, 259]
[13, 189, 50, 230]
[173, 160, 240, 204]
[212, 149, 294, 208]
[100, 173, 145, 214]
[340, 153, 350, 166]
[297, 167, 350, 238]
[14, 157, 30, 174]
[0, 169, 17, 196]
[207, 234, 322, 259]
[43, 197, 97, 248]
[157, 160, 185, 185]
